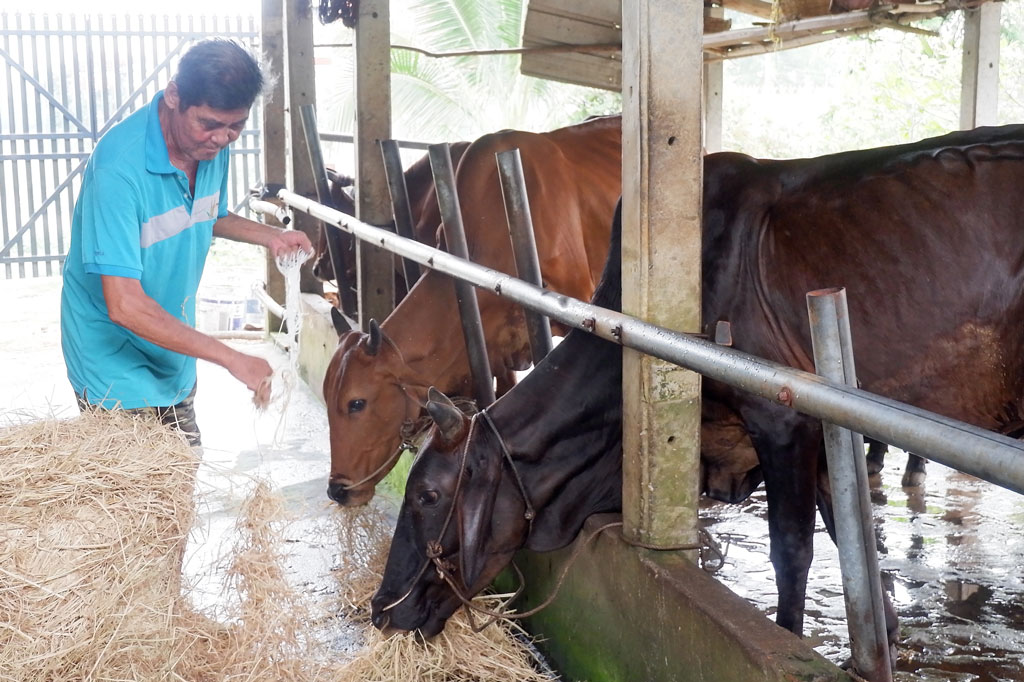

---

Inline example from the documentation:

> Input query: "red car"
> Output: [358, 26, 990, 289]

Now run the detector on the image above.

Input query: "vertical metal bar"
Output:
[0, 12, 11, 278]
[14, 12, 27, 277]
[379, 138, 422, 290]
[98, 15, 109, 129]
[299, 103, 357, 316]
[807, 287, 892, 682]
[495, 148, 553, 364]
[428, 142, 496, 407]
[28, 13, 45, 277]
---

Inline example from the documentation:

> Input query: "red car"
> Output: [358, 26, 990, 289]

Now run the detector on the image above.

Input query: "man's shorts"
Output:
[76, 384, 202, 447]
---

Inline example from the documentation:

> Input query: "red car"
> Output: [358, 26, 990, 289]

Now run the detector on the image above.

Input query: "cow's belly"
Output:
[861, 320, 1024, 432]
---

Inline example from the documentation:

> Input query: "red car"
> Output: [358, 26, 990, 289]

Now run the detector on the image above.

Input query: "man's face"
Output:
[163, 82, 249, 163]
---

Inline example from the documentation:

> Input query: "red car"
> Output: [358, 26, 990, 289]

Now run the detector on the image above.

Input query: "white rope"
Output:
[253, 248, 311, 444]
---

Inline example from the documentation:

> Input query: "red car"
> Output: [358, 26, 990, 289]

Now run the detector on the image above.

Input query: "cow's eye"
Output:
[348, 399, 366, 414]
[418, 489, 440, 507]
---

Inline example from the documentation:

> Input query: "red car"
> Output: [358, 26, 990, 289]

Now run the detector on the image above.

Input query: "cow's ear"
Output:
[457, 435, 503, 591]
[330, 306, 352, 336]
[366, 318, 382, 356]
[425, 388, 466, 444]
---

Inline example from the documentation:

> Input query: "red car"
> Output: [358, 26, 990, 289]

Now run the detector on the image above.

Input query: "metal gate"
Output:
[0, 12, 262, 279]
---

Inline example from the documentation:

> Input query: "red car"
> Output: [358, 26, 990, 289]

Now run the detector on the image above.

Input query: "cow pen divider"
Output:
[427, 143, 497, 407]
[495, 149, 555, 365]
[379, 139, 424, 291]
[807, 288, 892, 682]
[298, 104, 357, 317]
[276, 187, 1024, 678]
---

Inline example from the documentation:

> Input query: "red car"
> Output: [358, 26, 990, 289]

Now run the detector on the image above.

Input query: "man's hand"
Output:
[225, 350, 274, 404]
[267, 228, 313, 260]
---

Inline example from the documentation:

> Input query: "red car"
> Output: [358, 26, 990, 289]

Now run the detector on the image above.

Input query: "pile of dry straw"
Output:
[0, 411, 555, 681]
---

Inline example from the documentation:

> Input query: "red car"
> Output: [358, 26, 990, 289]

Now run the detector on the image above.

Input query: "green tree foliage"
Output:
[314, 0, 620, 161]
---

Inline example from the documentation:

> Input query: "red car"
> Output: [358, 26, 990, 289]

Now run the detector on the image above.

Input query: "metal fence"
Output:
[0, 12, 262, 279]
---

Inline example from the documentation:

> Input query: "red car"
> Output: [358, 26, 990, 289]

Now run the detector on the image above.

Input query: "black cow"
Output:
[371, 124, 1024, 645]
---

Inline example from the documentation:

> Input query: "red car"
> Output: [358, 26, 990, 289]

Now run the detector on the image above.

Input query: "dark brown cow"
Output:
[323, 115, 622, 505]
[370, 124, 1024, 645]
[313, 142, 471, 296]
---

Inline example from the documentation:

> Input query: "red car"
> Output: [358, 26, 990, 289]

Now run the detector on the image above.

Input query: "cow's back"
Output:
[702, 125, 1024, 431]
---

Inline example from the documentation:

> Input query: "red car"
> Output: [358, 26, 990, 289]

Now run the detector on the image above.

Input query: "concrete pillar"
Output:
[353, 0, 395, 328]
[621, 0, 703, 550]
[960, 2, 1001, 129]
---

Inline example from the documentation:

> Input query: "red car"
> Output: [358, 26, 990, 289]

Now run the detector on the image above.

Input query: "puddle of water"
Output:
[704, 456, 1024, 682]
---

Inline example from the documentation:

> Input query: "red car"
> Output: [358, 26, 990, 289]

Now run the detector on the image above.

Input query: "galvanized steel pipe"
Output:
[496, 148, 554, 364]
[277, 189, 1024, 495]
[807, 288, 892, 682]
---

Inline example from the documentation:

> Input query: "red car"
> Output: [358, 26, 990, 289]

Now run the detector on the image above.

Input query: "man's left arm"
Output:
[212, 212, 312, 258]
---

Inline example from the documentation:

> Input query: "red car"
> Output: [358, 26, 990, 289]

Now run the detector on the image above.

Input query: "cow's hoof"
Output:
[902, 470, 926, 488]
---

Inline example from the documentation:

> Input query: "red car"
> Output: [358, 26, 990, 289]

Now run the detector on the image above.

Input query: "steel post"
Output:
[379, 139, 423, 290]
[427, 143, 496, 407]
[807, 288, 892, 682]
[495, 148, 553, 364]
[299, 103, 357, 317]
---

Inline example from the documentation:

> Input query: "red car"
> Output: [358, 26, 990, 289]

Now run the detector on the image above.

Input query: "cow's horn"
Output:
[426, 387, 464, 443]
[366, 318, 381, 356]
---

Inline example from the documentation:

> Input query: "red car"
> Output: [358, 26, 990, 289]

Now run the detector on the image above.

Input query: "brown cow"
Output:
[313, 142, 471, 302]
[323, 115, 622, 505]
[370, 124, 1024, 650]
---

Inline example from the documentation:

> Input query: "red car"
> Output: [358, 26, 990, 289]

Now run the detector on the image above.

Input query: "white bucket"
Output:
[197, 291, 245, 332]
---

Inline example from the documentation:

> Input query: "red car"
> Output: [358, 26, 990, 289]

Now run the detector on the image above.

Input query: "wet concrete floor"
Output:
[4, 275, 1024, 680]
[704, 460, 1024, 682]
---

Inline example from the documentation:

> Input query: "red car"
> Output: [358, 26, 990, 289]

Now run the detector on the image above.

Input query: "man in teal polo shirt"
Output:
[61, 38, 312, 445]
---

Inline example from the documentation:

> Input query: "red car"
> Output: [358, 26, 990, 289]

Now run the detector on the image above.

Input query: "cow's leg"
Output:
[865, 438, 887, 476]
[740, 404, 821, 636]
[901, 454, 927, 487]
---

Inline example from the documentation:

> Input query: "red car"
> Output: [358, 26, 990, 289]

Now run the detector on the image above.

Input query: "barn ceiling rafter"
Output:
[521, 0, 999, 90]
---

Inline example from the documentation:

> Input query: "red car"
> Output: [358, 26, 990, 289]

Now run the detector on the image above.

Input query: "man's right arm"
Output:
[101, 275, 272, 403]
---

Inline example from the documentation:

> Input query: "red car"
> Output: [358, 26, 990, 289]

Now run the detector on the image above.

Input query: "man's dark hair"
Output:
[173, 38, 266, 111]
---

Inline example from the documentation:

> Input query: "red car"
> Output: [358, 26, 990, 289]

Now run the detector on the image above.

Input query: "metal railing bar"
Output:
[278, 188, 1024, 496]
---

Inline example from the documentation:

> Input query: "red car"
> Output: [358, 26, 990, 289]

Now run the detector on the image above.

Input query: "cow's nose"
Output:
[327, 480, 374, 506]
[370, 607, 390, 631]
[326, 481, 350, 504]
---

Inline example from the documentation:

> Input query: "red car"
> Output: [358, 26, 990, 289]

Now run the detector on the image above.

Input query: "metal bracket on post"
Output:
[495, 148, 553, 365]
[299, 103, 358, 318]
[428, 142, 496, 407]
[379, 139, 423, 291]
[806, 287, 893, 682]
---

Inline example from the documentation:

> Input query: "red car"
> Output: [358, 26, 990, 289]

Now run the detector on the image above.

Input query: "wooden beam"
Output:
[282, 0, 323, 296]
[960, 1, 1001, 129]
[716, 0, 774, 20]
[621, 0, 703, 551]
[353, 0, 395, 328]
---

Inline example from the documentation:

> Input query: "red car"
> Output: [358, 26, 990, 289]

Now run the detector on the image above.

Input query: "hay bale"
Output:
[0, 411, 557, 681]
[0, 411, 199, 679]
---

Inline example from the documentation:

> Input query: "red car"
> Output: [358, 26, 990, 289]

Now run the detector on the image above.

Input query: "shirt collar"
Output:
[145, 90, 177, 175]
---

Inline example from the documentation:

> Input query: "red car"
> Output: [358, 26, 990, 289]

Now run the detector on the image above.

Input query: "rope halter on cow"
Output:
[377, 408, 725, 633]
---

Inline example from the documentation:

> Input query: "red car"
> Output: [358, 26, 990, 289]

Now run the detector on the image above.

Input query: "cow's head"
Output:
[323, 312, 423, 506]
[370, 389, 531, 637]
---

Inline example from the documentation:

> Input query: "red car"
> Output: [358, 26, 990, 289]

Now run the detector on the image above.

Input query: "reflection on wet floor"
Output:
[704, 456, 1024, 682]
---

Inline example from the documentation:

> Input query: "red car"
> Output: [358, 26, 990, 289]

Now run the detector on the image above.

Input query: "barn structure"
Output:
[261, 1, 1013, 681]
